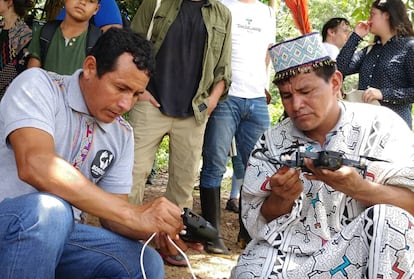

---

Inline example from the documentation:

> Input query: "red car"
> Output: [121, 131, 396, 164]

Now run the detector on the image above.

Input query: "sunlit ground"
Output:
[165, 251, 240, 279]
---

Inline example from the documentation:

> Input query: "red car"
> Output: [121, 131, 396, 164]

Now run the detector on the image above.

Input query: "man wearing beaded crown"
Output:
[230, 32, 414, 278]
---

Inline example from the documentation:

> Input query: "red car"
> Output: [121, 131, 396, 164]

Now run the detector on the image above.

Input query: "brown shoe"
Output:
[225, 198, 239, 213]
[158, 251, 188, 267]
[237, 238, 247, 249]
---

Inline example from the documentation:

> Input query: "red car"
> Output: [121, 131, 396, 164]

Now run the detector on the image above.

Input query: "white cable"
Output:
[140, 232, 157, 279]
[140, 232, 197, 279]
[167, 235, 197, 279]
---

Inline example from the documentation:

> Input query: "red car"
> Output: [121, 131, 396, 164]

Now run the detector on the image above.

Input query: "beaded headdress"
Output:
[269, 32, 335, 83]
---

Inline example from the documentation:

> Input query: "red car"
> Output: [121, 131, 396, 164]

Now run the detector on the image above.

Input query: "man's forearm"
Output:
[207, 80, 225, 115]
[354, 179, 414, 216]
[261, 194, 295, 222]
[210, 80, 225, 98]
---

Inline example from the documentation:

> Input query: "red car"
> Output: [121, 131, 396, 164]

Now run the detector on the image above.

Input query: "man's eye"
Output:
[302, 89, 313, 94]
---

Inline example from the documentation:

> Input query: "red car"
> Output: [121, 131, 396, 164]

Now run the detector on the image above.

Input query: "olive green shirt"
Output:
[130, 0, 232, 125]
[28, 23, 88, 75]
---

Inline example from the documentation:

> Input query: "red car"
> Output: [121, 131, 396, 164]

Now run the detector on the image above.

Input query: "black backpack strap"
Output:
[39, 20, 62, 65]
[40, 20, 101, 65]
[85, 24, 102, 55]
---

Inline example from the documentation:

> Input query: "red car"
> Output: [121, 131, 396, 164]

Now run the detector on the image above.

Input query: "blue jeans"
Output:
[200, 96, 270, 188]
[0, 193, 164, 279]
[230, 154, 244, 199]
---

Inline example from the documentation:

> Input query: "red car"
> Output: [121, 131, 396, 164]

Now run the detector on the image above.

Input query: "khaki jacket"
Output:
[131, 0, 232, 125]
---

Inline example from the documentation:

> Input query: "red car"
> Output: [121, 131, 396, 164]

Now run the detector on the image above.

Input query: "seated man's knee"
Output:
[19, 193, 74, 235]
[367, 204, 413, 217]
[365, 204, 414, 231]
[36, 193, 73, 224]
[139, 247, 164, 278]
[107, 243, 164, 279]
[0, 193, 74, 252]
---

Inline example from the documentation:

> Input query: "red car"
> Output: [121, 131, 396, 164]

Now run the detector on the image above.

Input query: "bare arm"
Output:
[265, 43, 272, 85]
[261, 159, 414, 223]
[304, 158, 414, 216]
[9, 127, 184, 240]
[207, 80, 225, 116]
[27, 57, 41, 68]
[264, 44, 273, 103]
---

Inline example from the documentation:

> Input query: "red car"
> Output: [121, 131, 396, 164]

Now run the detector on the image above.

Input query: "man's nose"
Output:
[118, 95, 135, 112]
[292, 95, 304, 110]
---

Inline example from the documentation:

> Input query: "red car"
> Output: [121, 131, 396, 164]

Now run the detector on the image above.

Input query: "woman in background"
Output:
[0, 0, 33, 99]
[337, 0, 414, 129]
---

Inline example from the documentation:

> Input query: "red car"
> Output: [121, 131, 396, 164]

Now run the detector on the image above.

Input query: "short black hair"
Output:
[13, 0, 34, 18]
[321, 18, 350, 42]
[89, 27, 156, 78]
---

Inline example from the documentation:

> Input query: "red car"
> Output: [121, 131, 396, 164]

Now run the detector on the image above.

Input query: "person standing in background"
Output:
[199, 0, 275, 254]
[337, 0, 414, 129]
[56, 0, 124, 32]
[128, 0, 232, 266]
[226, 88, 272, 215]
[0, 0, 33, 99]
[0, 28, 185, 279]
[321, 17, 351, 60]
[225, 153, 244, 214]
[27, 0, 100, 75]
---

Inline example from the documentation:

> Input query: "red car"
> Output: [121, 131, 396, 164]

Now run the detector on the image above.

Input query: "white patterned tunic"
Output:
[231, 101, 414, 278]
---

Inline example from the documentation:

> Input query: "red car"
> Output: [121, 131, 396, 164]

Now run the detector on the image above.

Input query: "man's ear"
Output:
[94, 4, 100, 16]
[331, 70, 343, 96]
[82, 56, 97, 79]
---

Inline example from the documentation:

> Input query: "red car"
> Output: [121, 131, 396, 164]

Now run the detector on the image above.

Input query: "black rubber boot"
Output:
[200, 187, 230, 255]
[237, 193, 251, 249]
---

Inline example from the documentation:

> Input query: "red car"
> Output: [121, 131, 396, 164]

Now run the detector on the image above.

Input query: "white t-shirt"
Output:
[323, 42, 340, 60]
[221, 0, 276, 98]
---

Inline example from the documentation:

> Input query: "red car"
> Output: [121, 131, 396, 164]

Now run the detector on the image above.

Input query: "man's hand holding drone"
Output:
[302, 157, 373, 198]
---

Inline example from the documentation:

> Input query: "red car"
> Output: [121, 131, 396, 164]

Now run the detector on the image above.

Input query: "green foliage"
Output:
[155, 136, 170, 170]
[116, 0, 142, 17]
[276, 0, 414, 42]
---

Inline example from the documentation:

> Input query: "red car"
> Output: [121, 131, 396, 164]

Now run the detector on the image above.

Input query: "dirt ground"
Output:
[87, 169, 243, 278]
[142, 170, 243, 279]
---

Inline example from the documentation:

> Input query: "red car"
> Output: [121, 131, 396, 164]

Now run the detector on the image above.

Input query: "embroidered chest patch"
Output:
[91, 150, 114, 178]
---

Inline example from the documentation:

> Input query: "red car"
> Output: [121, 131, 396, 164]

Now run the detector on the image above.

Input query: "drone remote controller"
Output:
[181, 208, 219, 243]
